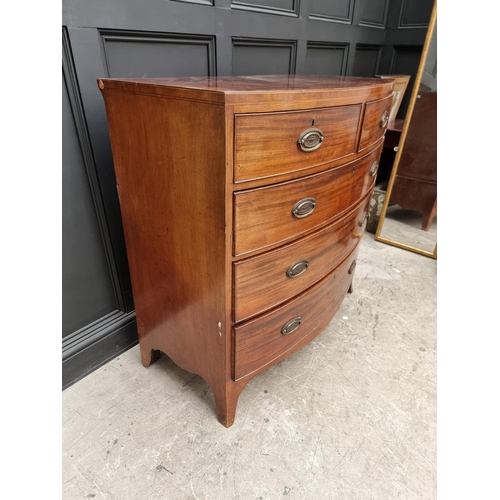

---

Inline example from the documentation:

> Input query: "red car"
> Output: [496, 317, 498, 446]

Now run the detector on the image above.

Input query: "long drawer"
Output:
[233, 245, 359, 381]
[233, 143, 382, 256]
[234, 105, 361, 182]
[233, 192, 370, 322]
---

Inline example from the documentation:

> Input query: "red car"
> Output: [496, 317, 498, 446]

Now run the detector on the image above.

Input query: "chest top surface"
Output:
[98, 75, 394, 108]
[99, 75, 390, 91]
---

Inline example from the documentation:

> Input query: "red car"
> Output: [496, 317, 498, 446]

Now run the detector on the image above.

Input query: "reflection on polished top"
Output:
[98, 75, 394, 106]
[100, 75, 391, 92]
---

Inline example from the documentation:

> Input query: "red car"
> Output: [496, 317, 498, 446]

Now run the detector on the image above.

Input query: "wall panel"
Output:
[352, 45, 381, 77]
[101, 31, 216, 77]
[62, 71, 117, 337]
[305, 43, 348, 75]
[232, 38, 296, 75]
[309, 0, 354, 23]
[359, 0, 389, 28]
[399, 0, 435, 28]
[231, 0, 298, 16]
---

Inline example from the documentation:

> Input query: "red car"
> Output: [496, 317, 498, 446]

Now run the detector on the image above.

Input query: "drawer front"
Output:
[233, 246, 359, 381]
[233, 144, 382, 256]
[233, 193, 370, 322]
[234, 105, 361, 182]
[358, 95, 393, 152]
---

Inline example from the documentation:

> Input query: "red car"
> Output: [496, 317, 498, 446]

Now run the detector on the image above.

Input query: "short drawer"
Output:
[233, 246, 359, 381]
[233, 144, 382, 257]
[234, 105, 361, 182]
[233, 192, 370, 322]
[358, 95, 393, 152]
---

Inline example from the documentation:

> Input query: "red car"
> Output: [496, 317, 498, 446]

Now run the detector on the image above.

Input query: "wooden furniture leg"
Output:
[140, 345, 161, 368]
[421, 200, 437, 231]
[213, 380, 248, 428]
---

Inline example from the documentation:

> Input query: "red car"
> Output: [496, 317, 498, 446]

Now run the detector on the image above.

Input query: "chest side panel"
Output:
[100, 88, 229, 383]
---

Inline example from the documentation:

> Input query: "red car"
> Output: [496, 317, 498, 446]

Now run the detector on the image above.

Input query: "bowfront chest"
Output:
[99, 75, 393, 427]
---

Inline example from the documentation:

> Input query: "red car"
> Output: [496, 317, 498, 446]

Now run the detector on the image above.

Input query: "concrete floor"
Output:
[62, 231, 437, 500]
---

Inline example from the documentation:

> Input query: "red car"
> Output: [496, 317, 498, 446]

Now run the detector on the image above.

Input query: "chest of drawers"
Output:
[98, 75, 393, 427]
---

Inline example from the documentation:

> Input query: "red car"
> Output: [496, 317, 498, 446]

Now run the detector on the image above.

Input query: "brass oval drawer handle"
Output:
[369, 162, 379, 177]
[292, 197, 316, 218]
[348, 260, 357, 275]
[380, 110, 389, 128]
[358, 213, 369, 227]
[286, 259, 310, 279]
[297, 127, 324, 152]
[281, 316, 302, 336]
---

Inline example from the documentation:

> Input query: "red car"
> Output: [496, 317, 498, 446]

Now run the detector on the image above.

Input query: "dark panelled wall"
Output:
[62, 0, 434, 388]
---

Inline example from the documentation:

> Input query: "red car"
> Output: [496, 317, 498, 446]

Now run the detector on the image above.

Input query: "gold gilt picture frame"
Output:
[375, 0, 437, 259]
[376, 74, 411, 122]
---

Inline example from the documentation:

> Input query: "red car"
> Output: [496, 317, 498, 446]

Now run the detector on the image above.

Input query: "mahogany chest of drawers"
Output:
[98, 75, 393, 427]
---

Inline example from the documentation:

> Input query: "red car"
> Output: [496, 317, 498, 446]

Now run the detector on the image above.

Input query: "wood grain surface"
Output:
[233, 192, 371, 322]
[100, 89, 231, 398]
[233, 145, 382, 256]
[233, 246, 360, 381]
[98, 75, 394, 112]
[358, 95, 393, 152]
[234, 105, 361, 182]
